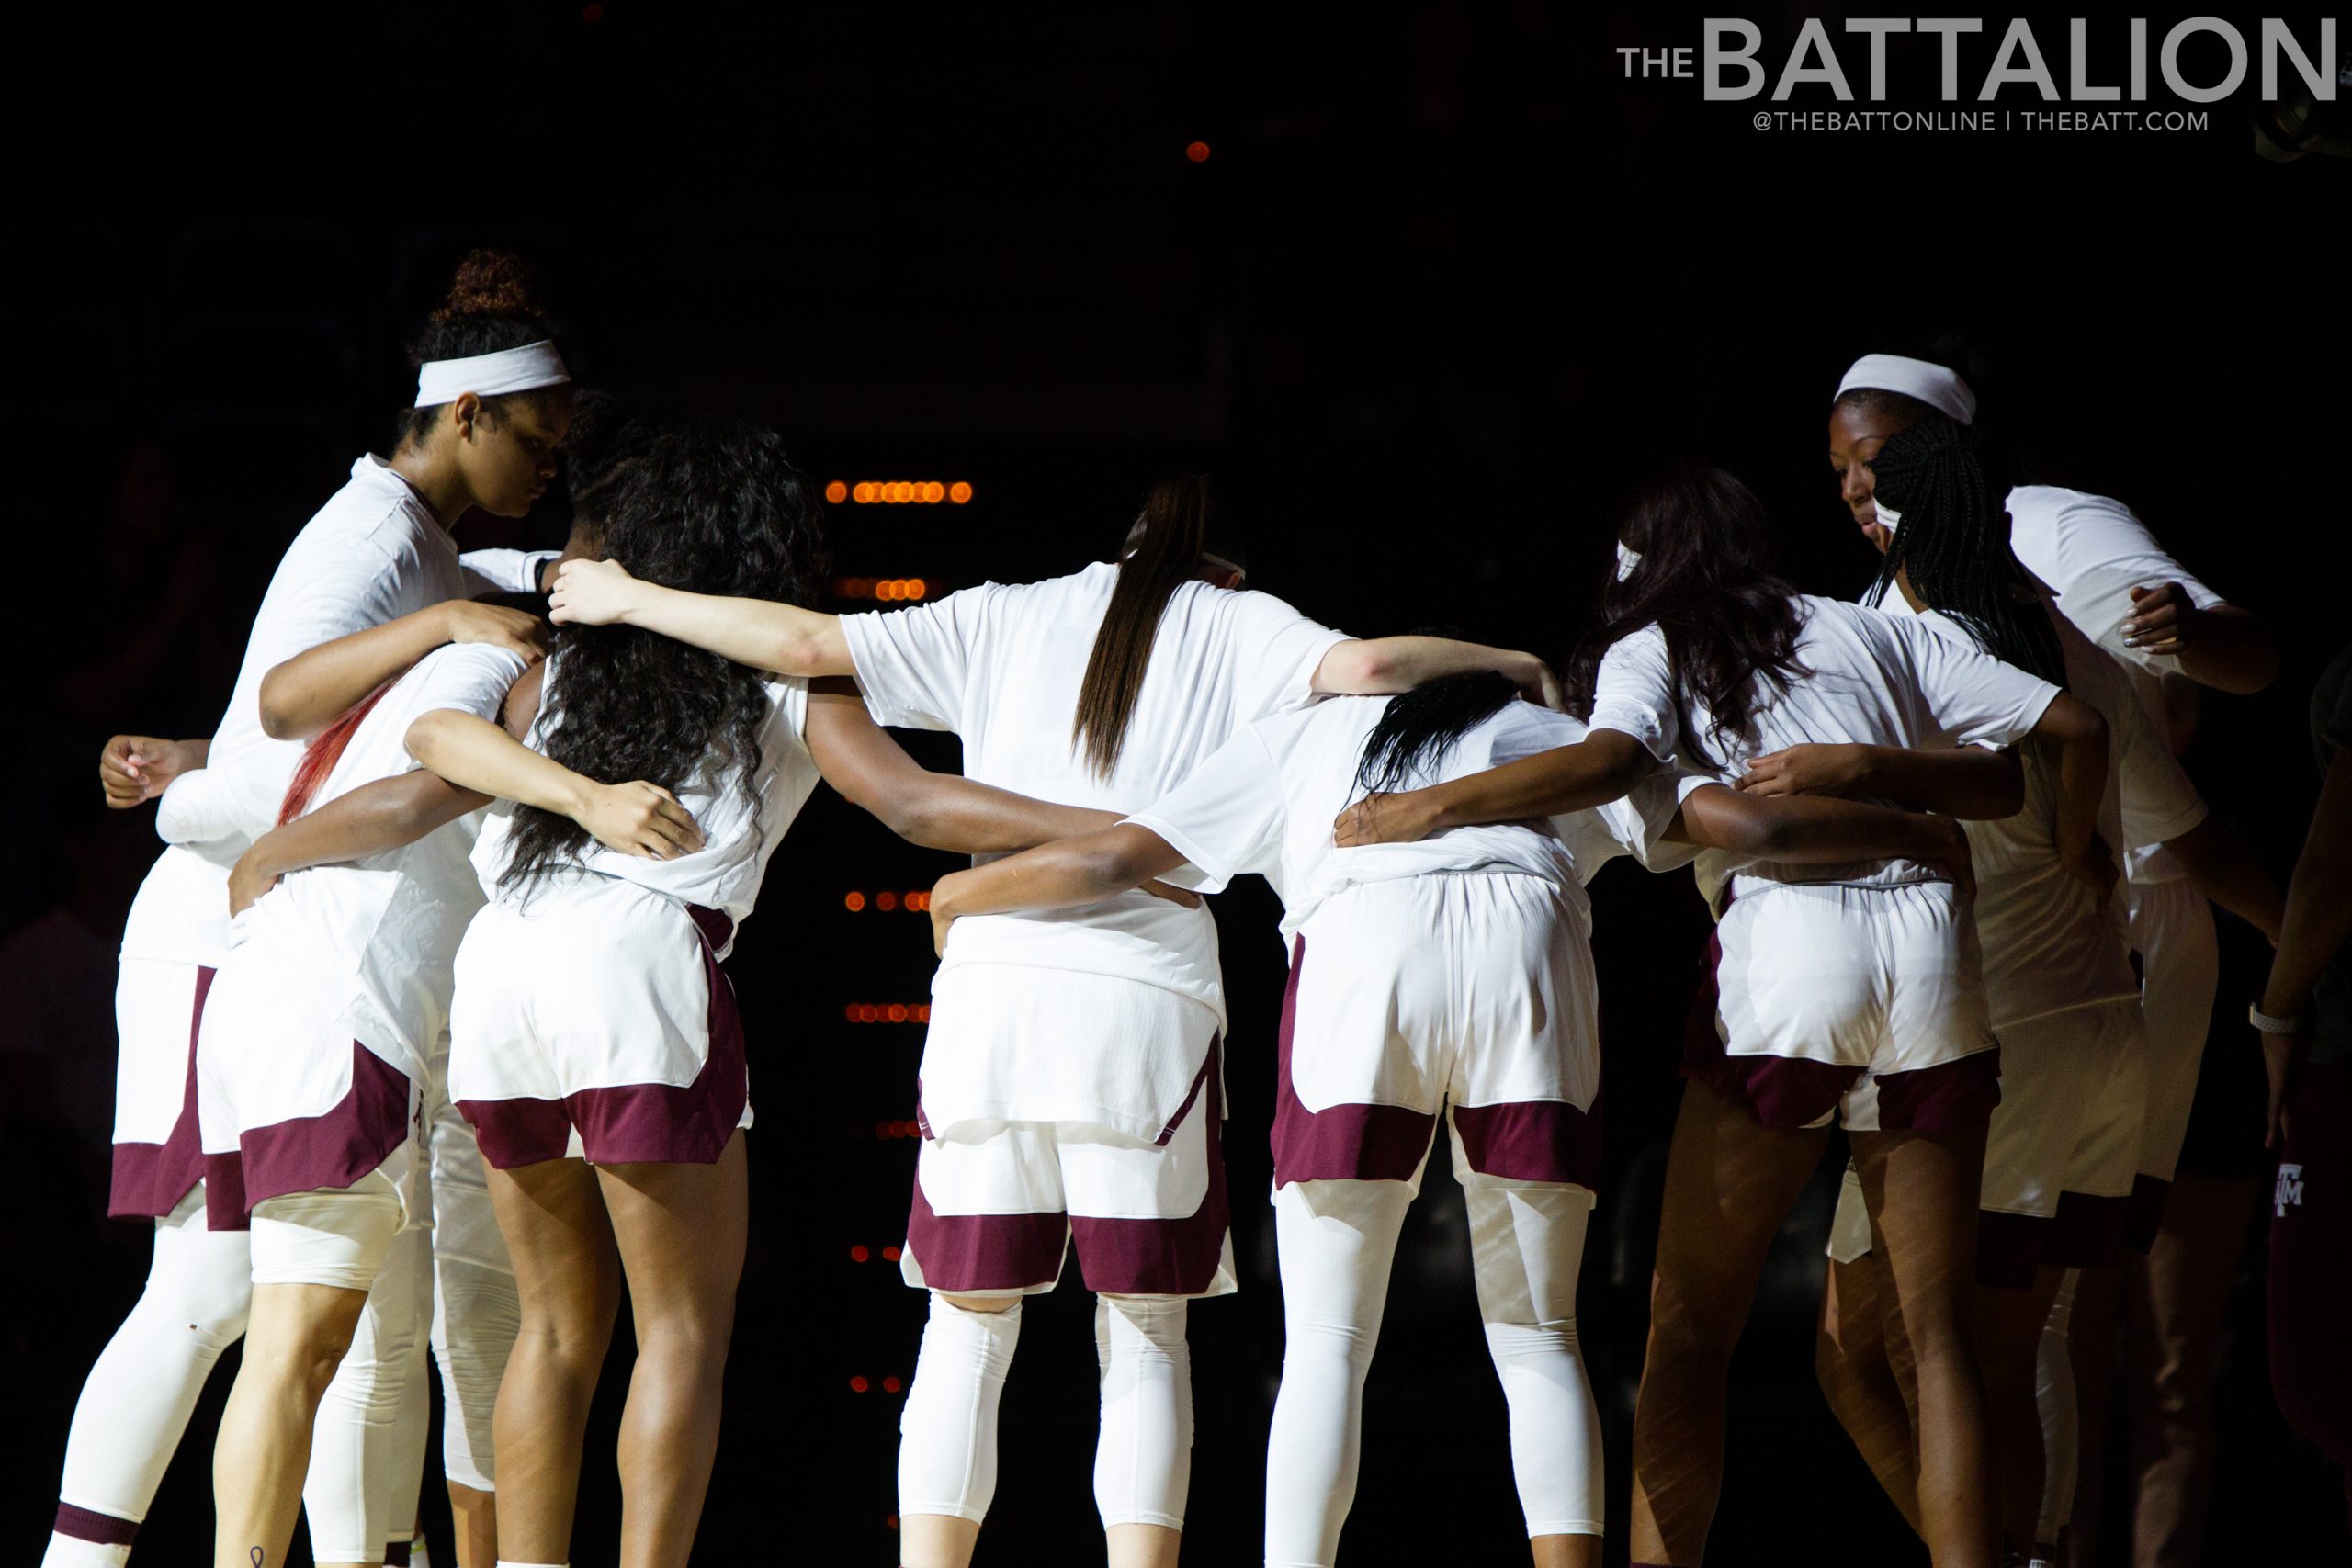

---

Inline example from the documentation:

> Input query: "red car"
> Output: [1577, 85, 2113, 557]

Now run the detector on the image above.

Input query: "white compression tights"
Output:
[2035, 1267, 2083, 1551]
[898, 1295, 1024, 1524]
[1264, 1177, 1602, 1568]
[43, 1186, 252, 1568]
[1091, 1294, 1193, 1529]
[304, 1223, 431, 1564]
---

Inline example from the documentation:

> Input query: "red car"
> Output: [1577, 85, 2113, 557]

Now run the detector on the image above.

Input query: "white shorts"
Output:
[196, 943, 421, 1225]
[424, 1052, 512, 1275]
[108, 956, 215, 1220]
[1276, 873, 1600, 1188]
[902, 1041, 1235, 1299]
[249, 1175, 408, 1292]
[1698, 880, 1999, 1132]
[1984, 1000, 2146, 1221]
[2124, 876, 2219, 1200]
[450, 877, 752, 1168]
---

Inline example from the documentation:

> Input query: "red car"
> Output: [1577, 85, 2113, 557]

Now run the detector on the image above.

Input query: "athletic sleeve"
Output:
[1222, 590, 1351, 720]
[1123, 727, 1285, 894]
[457, 548, 559, 599]
[1587, 624, 1680, 762]
[401, 644, 532, 745]
[1879, 613, 2061, 749]
[839, 585, 998, 732]
[154, 767, 244, 850]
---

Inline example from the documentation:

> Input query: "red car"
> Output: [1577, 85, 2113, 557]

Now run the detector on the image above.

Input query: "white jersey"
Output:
[1587, 595, 2062, 907]
[469, 655, 819, 956]
[1872, 592, 2208, 1027]
[843, 559, 1349, 1024]
[222, 644, 527, 1083]
[1125, 696, 1679, 942]
[122, 456, 548, 968]
[2007, 484, 2222, 885]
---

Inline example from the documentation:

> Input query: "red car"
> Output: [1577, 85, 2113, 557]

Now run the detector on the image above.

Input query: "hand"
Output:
[577, 781, 705, 859]
[99, 735, 197, 808]
[1913, 815, 1977, 903]
[1334, 788, 1443, 847]
[2057, 829, 2120, 904]
[1505, 653, 1566, 713]
[1140, 879, 1204, 910]
[440, 600, 550, 662]
[228, 842, 282, 917]
[2261, 1026, 2304, 1150]
[549, 558, 642, 627]
[2122, 581, 2202, 656]
[1738, 743, 1866, 799]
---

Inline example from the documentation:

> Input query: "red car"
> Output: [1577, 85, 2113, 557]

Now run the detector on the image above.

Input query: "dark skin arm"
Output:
[1332, 728, 1657, 848]
[2120, 584, 2278, 694]
[258, 600, 548, 741]
[2256, 751, 2352, 1145]
[1735, 742, 2024, 819]
[2165, 816, 2284, 944]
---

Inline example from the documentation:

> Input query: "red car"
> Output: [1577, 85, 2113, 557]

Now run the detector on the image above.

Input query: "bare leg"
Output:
[597, 1130, 751, 1568]
[2064, 1265, 2120, 1568]
[483, 1158, 622, 1566]
[1977, 1267, 2068, 1554]
[2125, 1170, 2260, 1568]
[1816, 1250, 1925, 1532]
[1852, 1125, 1998, 1568]
[1627, 1082, 1830, 1566]
[447, 1479, 497, 1568]
[1105, 1522, 1182, 1568]
[211, 1281, 369, 1568]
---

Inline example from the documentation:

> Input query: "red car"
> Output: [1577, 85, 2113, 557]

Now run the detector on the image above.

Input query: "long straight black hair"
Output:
[1867, 415, 2063, 685]
[1071, 475, 1243, 780]
[1562, 463, 1806, 772]
[1353, 670, 1521, 796]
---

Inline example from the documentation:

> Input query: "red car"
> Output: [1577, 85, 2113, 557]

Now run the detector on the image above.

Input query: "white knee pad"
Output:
[433, 1254, 521, 1492]
[898, 1295, 1023, 1524]
[2036, 1268, 2082, 1547]
[1093, 1295, 1193, 1530]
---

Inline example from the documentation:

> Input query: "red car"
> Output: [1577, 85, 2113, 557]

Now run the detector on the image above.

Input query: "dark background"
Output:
[4, 5, 2347, 1563]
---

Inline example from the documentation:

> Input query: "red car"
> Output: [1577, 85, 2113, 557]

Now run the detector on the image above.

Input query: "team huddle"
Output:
[49, 254, 2293, 1568]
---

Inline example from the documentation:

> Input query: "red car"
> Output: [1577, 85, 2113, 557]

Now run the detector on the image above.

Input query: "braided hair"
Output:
[1866, 415, 2062, 684]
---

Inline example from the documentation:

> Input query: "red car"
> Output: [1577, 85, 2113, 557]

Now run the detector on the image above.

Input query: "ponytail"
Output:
[1353, 671, 1521, 797]
[1071, 475, 1226, 780]
[277, 674, 407, 826]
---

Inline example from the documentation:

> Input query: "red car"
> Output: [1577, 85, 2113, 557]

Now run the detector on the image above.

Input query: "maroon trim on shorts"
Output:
[903, 1043, 1234, 1297]
[1451, 1099, 1602, 1188]
[202, 1151, 251, 1232]
[2047, 1190, 2129, 1269]
[225, 1042, 413, 1215]
[1871, 1050, 2004, 1134]
[384, 1538, 413, 1566]
[1069, 1043, 1230, 1296]
[461, 906, 747, 1169]
[2121, 1173, 2170, 1254]
[1976, 1209, 2052, 1290]
[53, 1501, 139, 1545]
[1270, 935, 1436, 1186]
[107, 964, 218, 1221]
[1680, 931, 1863, 1129]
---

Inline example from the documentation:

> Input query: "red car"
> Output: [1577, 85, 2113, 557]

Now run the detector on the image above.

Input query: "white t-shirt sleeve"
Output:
[1882, 615, 2062, 749]
[1123, 728, 1286, 894]
[2011, 490, 2225, 674]
[1587, 624, 1680, 762]
[154, 767, 244, 849]
[1581, 769, 1702, 874]
[401, 645, 532, 744]
[765, 675, 811, 741]
[1222, 590, 1351, 719]
[258, 541, 415, 671]
[840, 587, 996, 732]
[457, 548, 559, 599]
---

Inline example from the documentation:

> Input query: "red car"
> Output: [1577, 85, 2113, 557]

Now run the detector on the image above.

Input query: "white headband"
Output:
[414, 340, 571, 408]
[1836, 353, 1976, 425]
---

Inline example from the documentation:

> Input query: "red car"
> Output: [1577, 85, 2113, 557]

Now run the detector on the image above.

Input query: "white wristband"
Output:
[2249, 1003, 2307, 1035]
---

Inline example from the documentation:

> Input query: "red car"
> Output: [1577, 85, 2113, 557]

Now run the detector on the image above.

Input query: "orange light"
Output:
[824, 480, 848, 504]
[887, 1515, 900, 1530]
[844, 891, 866, 912]
[850, 1244, 870, 1261]
[876, 891, 899, 912]
[883, 1375, 903, 1393]
[853, 482, 873, 503]
[916, 1004, 933, 1022]
[907, 890, 929, 911]
[922, 481, 944, 502]
[886, 1003, 910, 1023]
[883, 1244, 903, 1261]
[948, 482, 972, 503]
[1185, 141, 1211, 163]
[905, 578, 927, 600]
[850, 1375, 870, 1393]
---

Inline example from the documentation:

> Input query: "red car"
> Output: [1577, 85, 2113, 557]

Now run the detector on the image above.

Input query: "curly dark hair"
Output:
[1561, 463, 1806, 773]
[560, 389, 656, 540]
[498, 421, 829, 897]
[395, 249, 563, 448]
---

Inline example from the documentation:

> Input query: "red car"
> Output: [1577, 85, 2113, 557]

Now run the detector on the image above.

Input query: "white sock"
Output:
[40, 1538, 130, 1568]
[1092, 1295, 1193, 1529]
[2035, 1268, 2082, 1547]
[897, 1295, 1023, 1523]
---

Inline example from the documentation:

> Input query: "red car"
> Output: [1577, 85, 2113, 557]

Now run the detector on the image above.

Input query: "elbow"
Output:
[2043, 694, 2107, 749]
[256, 672, 303, 741]
[1314, 639, 1394, 694]
[403, 713, 447, 771]
[1074, 837, 1148, 896]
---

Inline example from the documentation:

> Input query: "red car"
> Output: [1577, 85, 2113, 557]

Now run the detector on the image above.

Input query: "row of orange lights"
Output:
[872, 1119, 922, 1140]
[848, 1374, 906, 1394]
[847, 1242, 905, 1262]
[844, 1003, 933, 1024]
[824, 481, 973, 505]
[844, 890, 931, 912]
[831, 577, 930, 601]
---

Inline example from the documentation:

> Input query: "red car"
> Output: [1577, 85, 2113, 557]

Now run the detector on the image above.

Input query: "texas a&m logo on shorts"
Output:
[2275, 1162, 2305, 1219]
